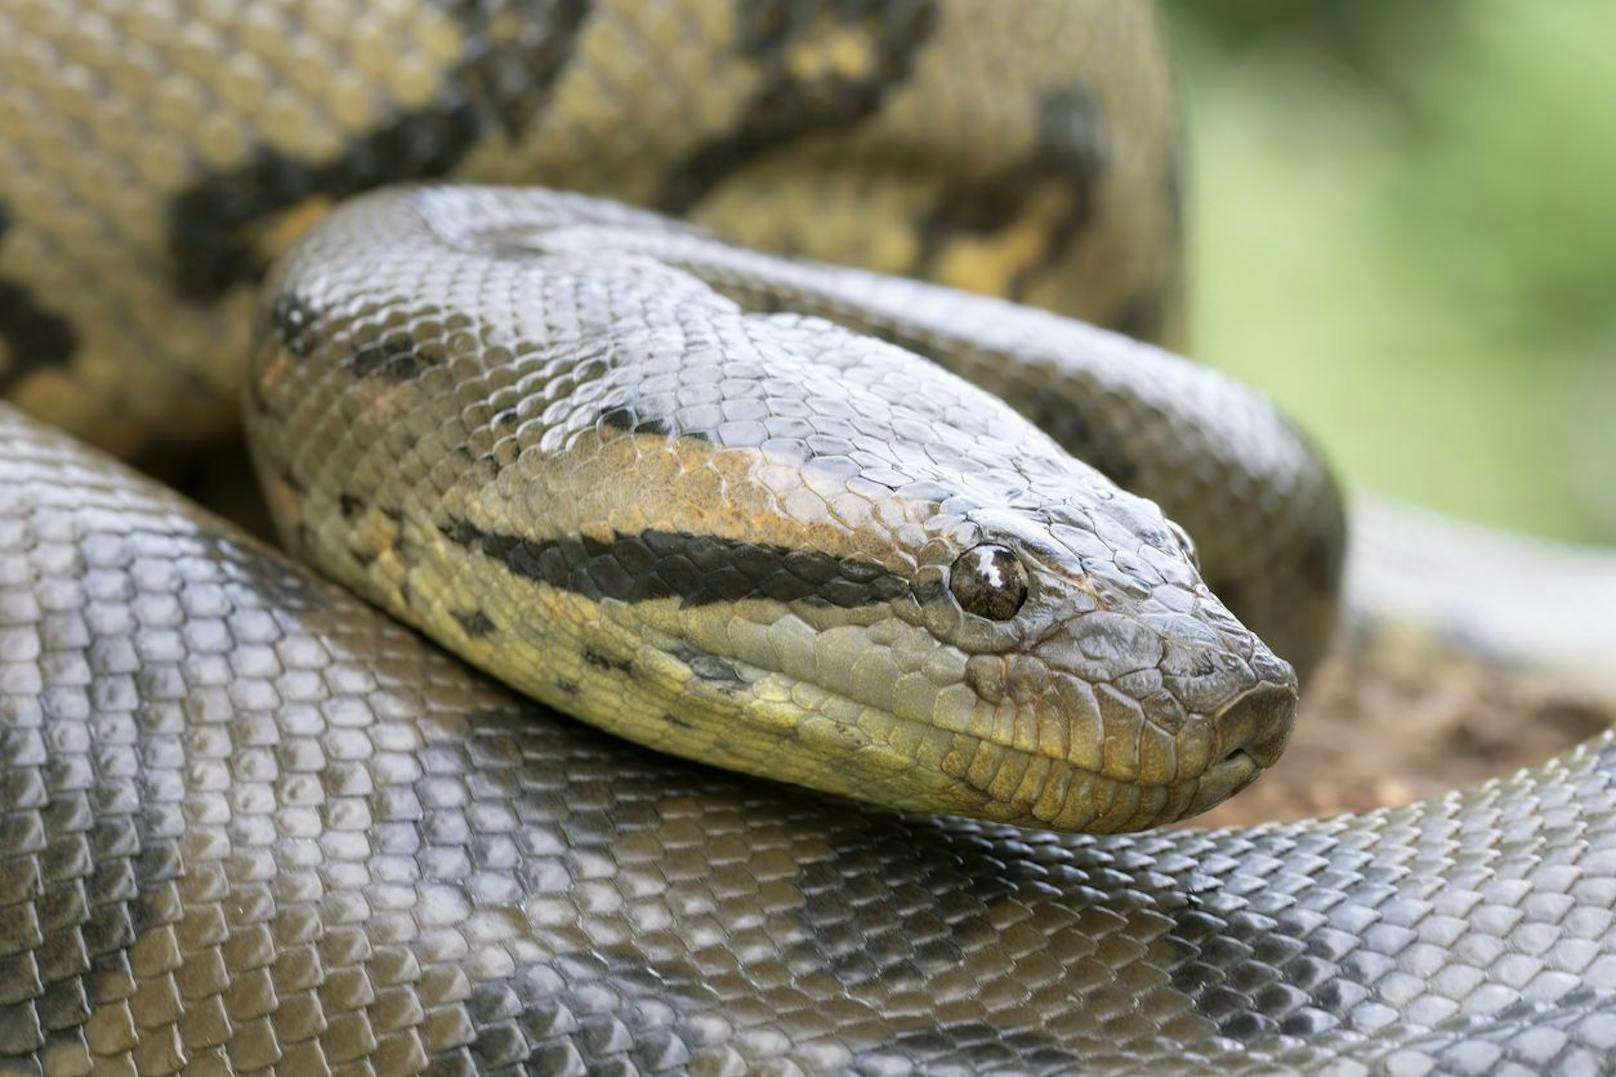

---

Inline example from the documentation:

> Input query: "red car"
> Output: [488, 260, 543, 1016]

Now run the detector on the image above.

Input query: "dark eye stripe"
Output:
[441, 518, 914, 609]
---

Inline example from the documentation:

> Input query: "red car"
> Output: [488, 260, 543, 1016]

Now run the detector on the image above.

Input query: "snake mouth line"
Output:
[1205, 748, 1262, 798]
[674, 641, 1271, 831]
[1221, 748, 1258, 769]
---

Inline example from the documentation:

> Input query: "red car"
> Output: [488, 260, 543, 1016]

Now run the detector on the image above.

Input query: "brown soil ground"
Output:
[1191, 624, 1616, 828]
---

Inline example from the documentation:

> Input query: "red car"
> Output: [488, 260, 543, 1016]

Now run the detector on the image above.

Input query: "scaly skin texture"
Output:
[0, 0, 1179, 452]
[6, 0, 1611, 1073]
[246, 187, 1298, 833]
[0, 0, 1339, 680]
[4, 406, 1616, 1074]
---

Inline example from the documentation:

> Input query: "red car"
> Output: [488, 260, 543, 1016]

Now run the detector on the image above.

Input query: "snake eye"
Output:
[949, 545, 1028, 621]
[1167, 520, 1199, 569]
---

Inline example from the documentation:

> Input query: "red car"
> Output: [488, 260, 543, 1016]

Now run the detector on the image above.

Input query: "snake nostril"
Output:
[1215, 681, 1297, 771]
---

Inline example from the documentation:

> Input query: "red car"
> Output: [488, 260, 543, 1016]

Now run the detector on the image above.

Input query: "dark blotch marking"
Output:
[454, 950, 731, 1074]
[596, 405, 634, 431]
[350, 547, 377, 569]
[353, 333, 432, 381]
[441, 518, 912, 610]
[1164, 893, 1327, 1043]
[0, 624, 197, 1060]
[164, 0, 592, 300]
[338, 493, 364, 518]
[455, 609, 497, 637]
[394, 707, 728, 1072]
[0, 205, 77, 391]
[598, 405, 669, 438]
[661, 712, 695, 730]
[1112, 287, 1172, 345]
[656, 0, 938, 213]
[554, 678, 579, 696]
[596, 404, 713, 441]
[788, 823, 1068, 995]
[919, 83, 1110, 299]
[583, 647, 633, 674]
[1022, 394, 1136, 487]
[269, 291, 321, 358]
[670, 643, 746, 690]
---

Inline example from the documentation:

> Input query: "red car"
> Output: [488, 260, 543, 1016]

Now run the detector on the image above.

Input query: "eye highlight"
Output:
[949, 545, 1029, 621]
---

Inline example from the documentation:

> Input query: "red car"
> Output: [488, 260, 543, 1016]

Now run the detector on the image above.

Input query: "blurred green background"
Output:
[1162, 1, 1616, 542]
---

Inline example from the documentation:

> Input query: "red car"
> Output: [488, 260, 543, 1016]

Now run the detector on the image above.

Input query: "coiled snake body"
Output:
[0, 2, 1613, 1073]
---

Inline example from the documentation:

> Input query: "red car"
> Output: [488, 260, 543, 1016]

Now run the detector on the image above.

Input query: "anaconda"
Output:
[0, 1, 1613, 1073]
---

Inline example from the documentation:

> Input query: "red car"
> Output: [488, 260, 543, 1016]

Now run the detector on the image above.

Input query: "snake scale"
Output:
[1, 1, 1613, 1073]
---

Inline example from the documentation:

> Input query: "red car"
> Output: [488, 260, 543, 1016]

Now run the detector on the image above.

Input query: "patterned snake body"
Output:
[1, 1, 1614, 1073]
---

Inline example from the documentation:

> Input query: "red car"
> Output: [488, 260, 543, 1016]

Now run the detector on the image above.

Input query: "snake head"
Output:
[587, 441, 1301, 833]
[888, 490, 1299, 832]
[249, 186, 1299, 837]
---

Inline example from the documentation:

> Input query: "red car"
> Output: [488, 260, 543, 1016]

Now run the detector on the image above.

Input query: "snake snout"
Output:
[1212, 681, 1297, 771]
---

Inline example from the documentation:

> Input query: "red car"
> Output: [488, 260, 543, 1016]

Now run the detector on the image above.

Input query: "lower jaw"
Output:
[660, 646, 1263, 833]
[1175, 749, 1262, 823]
[820, 707, 1252, 833]
[972, 759, 1251, 834]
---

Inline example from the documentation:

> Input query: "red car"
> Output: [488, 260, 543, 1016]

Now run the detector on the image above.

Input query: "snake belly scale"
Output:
[1, 1, 1614, 1074]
